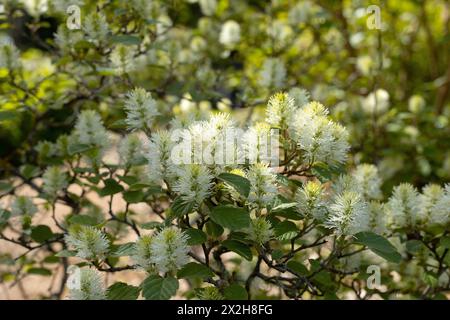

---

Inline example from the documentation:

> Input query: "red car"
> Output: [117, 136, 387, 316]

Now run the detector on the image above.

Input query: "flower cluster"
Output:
[133, 228, 189, 274]
[65, 226, 110, 260]
[42, 166, 68, 199]
[124, 88, 159, 132]
[68, 268, 106, 300]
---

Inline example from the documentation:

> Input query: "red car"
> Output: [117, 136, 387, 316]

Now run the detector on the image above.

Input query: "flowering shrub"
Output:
[0, 0, 449, 300]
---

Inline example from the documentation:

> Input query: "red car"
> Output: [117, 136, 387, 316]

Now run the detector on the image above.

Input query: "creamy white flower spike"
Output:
[418, 184, 443, 225]
[289, 101, 349, 166]
[119, 133, 144, 167]
[386, 183, 421, 229]
[362, 89, 390, 114]
[351, 164, 383, 200]
[150, 227, 189, 274]
[42, 166, 68, 199]
[124, 88, 159, 131]
[246, 163, 278, 208]
[11, 196, 37, 217]
[68, 268, 106, 300]
[296, 180, 327, 220]
[245, 217, 273, 245]
[132, 235, 154, 271]
[0, 43, 21, 70]
[110, 45, 136, 75]
[242, 122, 279, 165]
[266, 92, 296, 129]
[172, 164, 214, 206]
[72, 110, 109, 165]
[54, 25, 83, 53]
[428, 184, 450, 226]
[147, 130, 174, 183]
[65, 226, 109, 260]
[259, 58, 286, 89]
[199, 0, 217, 16]
[219, 20, 241, 47]
[368, 201, 387, 235]
[326, 191, 369, 235]
[84, 12, 109, 43]
[288, 87, 310, 108]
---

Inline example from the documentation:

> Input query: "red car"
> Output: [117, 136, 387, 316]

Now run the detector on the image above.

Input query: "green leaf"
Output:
[222, 240, 253, 261]
[68, 143, 94, 155]
[223, 284, 248, 300]
[439, 236, 450, 250]
[142, 275, 179, 300]
[68, 215, 98, 226]
[177, 262, 214, 279]
[20, 165, 40, 180]
[286, 260, 309, 276]
[107, 282, 140, 300]
[123, 190, 145, 203]
[0, 181, 13, 194]
[110, 35, 141, 45]
[185, 228, 207, 245]
[0, 110, 17, 121]
[274, 220, 298, 240]
[141, 221, 163, 230]
[217, 173, 250, 197]
[27, 267, 52, 276]
[209, 205, 250, 231]
[55, 250, 76, 257]
[205, 220, 224, 238]
[170, 197, 195, 217]
[30, 225, 54, 243]
[405, 240, 424, 254]
[110, 242, 135, 257]
[99, 179, 124, 197]
[311, 162, 332, 182]
[354, 232, 402, 263]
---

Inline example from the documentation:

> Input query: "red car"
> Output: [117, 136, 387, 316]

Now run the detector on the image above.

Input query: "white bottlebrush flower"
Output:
[296, 180, 327, 220]
[259, 58, 286, 89]
[408, 95, 426, 114]
[326, 191, 369, 236]
[119, 133, 144, 167]
[73, 110, 109, 149]
[68, 268, 106, 300]
[11, 196, 38, 217]
[243, 122, 279, 165]
[42, 166, 68, 198]
[147, 130, 174, 183]
[110, 45, 136, 75]
[65, 226, 110, 260]
[289, 101, 349, 165]
[351, 164, 383, 200]
[199, 0, 217, 16]
[150, 227, 189, 274]
[418, 184, 443, 225]
[428, 184, 450, 226]
[54, 25, 83, 52]
[266, 92, 296, 129]
[84, 12, 109, 43]
[132, 235, 154, 271]
[219, 20, 241, 47]
[124, 88, 159, 131]
[361, 89, 390, 114]
[172, 164, 214, 206]
[386, 183, 421, 230]
[197, 286, 224, 300]
[246, 163, 278, 208]
[368, 201, 387, 235]
[288, 87, 310, 108]
[0, 43, 21, 70]
[245, 217, 273, 245]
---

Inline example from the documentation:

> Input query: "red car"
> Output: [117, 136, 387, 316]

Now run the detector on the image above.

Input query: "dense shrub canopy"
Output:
[0, 0, 449, 300]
